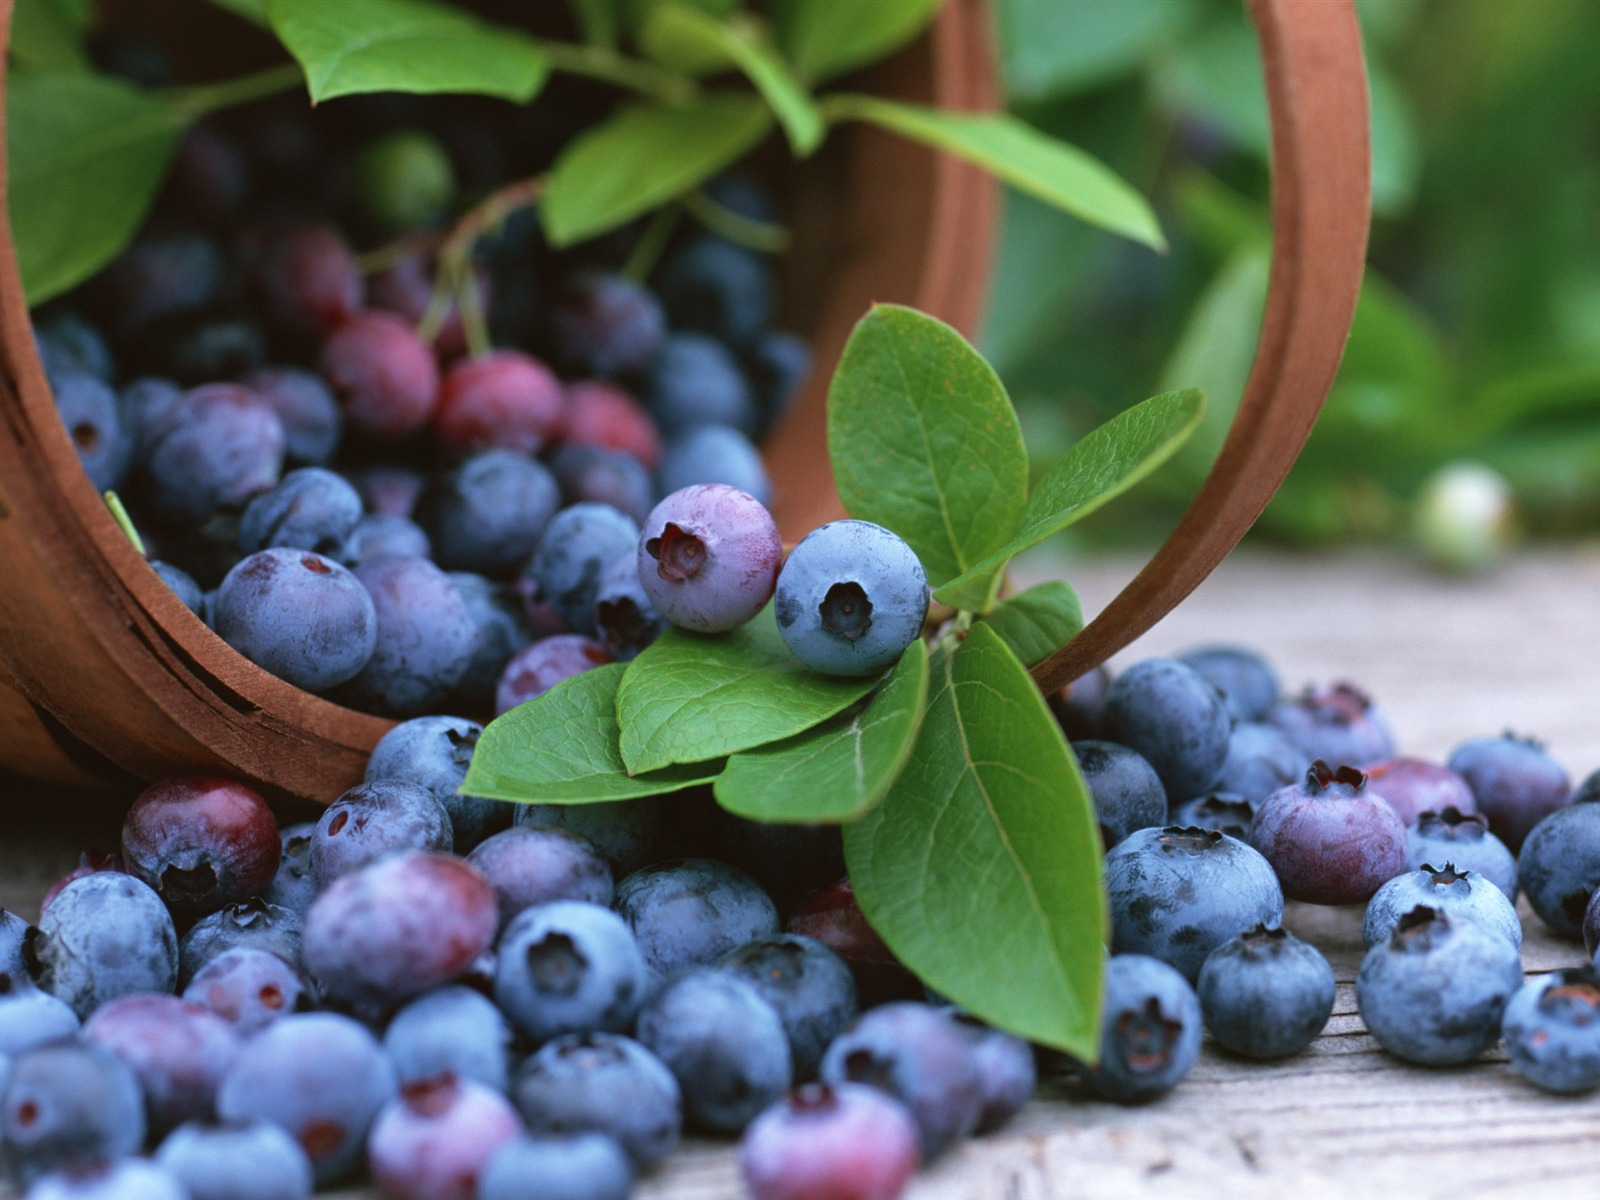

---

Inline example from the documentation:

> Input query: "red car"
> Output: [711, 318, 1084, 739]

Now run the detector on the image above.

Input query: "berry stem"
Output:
[682, 189, 790, 253]
[177, 62, 305, 118]
[622, 204, 682, 282]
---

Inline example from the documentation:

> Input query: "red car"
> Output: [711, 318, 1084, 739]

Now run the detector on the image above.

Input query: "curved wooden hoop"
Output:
[1032, 0, 1372, 694]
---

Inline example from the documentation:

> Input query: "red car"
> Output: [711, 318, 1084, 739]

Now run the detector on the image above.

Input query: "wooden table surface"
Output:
[5, 545, 1600, 1199]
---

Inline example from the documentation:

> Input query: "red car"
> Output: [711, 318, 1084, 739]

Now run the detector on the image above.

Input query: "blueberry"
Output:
[1360, 756, 1477, 826]
[310, 779, 453, 889]
[1196, 924, 1334, 1059]
[614, 857, 780, 976]
[1251, 761, 1408, 905]
[139, 383, 286, 523]
[336, 514, 432, 567]
[339, 555, 477, 716]
[773, 521, 929, 678]
[1448, 732, 1571, 852]
[1501, 966, 1600, 1094]
[1517, 796, 1600, 938]
[656, 423, 773, 506]
[182, 948, 315, 1037]
[384, 986, 513, 1094]
[318, 310, 439, 439]
[1073, 954, 1203, 1105]
[493, 900, 648, 1044]
[366, 1076, 522, 1200]
[357, 128, 456, 233]
[81, 993, 243, 1136]
[156, 1117, 315, 1200]
[646, 332, 758, 436]
[944, 1011, 1036, 1133]
[364, 716, 511, 854]
[238, 468, 363, 556]
[446, 573, 534, 717]
[255, 223, 363, 339]
[1407, 806, 1518, 903]
[414, 450, 561, 576]
[739, 1083, 920, 1200]
[477, 1133, 634, 1200]
[525, 504, 642, 635]
[118, 376, 182, 454]
[511, 1032, 681, 1171]
[1168, 791, 1256, 840]
[656, 233, 773, 348]
[121, 776, 282, 917]
[549, 444, 654, 527]
[721, 934, 858, 1081]
[743, 329, 810, 438]
[0, 974, 80, 1056]
[24, 1159, 188, 1200]
[785, 877, 922, 1008]
[302, 851, 497, 1009]
[215, 1012, 398, 1186]
[349, 465, 425, 518]
[51, 371, 129, 490]
[1355, 906, 1523, 1066]
[150, 560, 205, 616]
[264, 824, 317, 915]
[244, 367, 342, 468]
[637, 484, 781, 633]
[467, 826, 614, 931]
[179, 899, 305, 988]
[0, 910, 37, 981]
[1104, 658, 1232, 801]
[213, 549, 377, 692]
[544, 271, 666, 379]
[514, 799, 662, 878]
[1105, 826, 1284, 981]
[494, 634, 615, 714]
[1363, 863, 1522, 949]
[147, 309, 267, 385]
[561, 380, 662, 469]
[1048, 664, 1113, 742]
[1070, 740, 1167, 848]
[34, 310, 114, 383]
[91, 229, 221, 339]
[592, 553, 665, 661]
[637, 968, 791, 1134]
[714, 818, 846, 916]
[1267, 682, 1396, 767]
[818, 1001, 981, 1159]
[1212, 721, 1307, 805]
[1178, 643, 1280, 722]
[0, 1040, 145, 1185]
[32, 873, 177, 1018]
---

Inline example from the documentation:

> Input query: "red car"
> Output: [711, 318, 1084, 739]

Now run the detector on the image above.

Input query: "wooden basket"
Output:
[0, 0, 1369, 805]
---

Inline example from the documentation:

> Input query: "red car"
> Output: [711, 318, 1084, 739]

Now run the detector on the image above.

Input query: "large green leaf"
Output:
[9, 0, 91, 73]
[824, 95, 1164, 251]
[771, 0, 941, 85]
[640, 4, 822, 153]
[713, 639, 927, 823]
[936, 388, 1204, 609]
[998, 0, 1199, 103]
[844, 623, 1105, 1055]
[542, 95, 773, 247]
[827, 305, 1027, 593]
[616, 605, 878, 774]
[266, 0, 547, 103]
[973, 582, 1082, 669]
[462, 664, 724, 803]
[7, 73, 189, 305]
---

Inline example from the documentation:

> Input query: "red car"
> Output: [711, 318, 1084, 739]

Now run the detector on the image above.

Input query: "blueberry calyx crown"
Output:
[1238, 923, 1289, 959]
[597, 596, 651, 645]
[160, 861, 221, 906]
[645, 522, 706, 582]
[1305, 760, 1367, 793]
[1539, 966, 1600, 1016]
[1296, 681, 1372, 726]
[1500, 729, 1544, 751]
[526, 931, 587, 996]
[1157, 826, 1225, 855]
[1420, 862, 1470, 888]
[1114, 996, 1183, 1072]
[819, 581, 873, 642]
[400, 1075, 459, 1116]
[787, 1082, 841, 1114]
[1391, 904, 1449, 952]
[1415, 806, 1486, 835]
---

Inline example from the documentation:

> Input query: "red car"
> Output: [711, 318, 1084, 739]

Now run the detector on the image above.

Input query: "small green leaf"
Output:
[997, 0, 1199, 103]
[266, 0, 548, 103]
[936, 388, 1204, 609]
[823, 95, 1164, 251]
[827, 305, 1027, 591]
[7, 73, 189, 305]
[640, 4, 823, 154]
[714, 639, 928, 823]
[772, 0, 941, 85]
[9, 0, 91, 73]
[617, 606, 878, 774]
[205, 0, 270, 26]
[973, 582, 1082, 669]
[462, 664, 724, 803]
[542, 95, 773, 247]
[844, 623, 1105, 1055]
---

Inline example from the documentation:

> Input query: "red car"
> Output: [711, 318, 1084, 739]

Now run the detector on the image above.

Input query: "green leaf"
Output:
[640, 4, 823, 154]
[9, 0, 91, 73]
[843, 623, 1105, 1055]
[462, 664, 724, 803]
[823, 95, 1164, 251]
[568, 0, 620, 47]
[827, 304, 1027, 592]
[205, 0, 270, 26]
[266, 0, 548, 103]
[973, 582, 1082, 669]
[997, 0, 1199, 103]
[616, 605, 879, 774]
[541, 95, 773, 247]
[772, 0, 941, 85]
[7, 73, 189, 305]
[713, 639, 928, 823]
[936, 388, 1204, 609]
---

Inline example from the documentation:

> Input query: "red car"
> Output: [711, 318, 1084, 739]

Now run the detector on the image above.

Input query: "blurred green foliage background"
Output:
[984, 0, 1600, 556]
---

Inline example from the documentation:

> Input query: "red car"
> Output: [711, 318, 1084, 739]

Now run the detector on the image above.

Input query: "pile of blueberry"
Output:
[35, 68, 809, 719]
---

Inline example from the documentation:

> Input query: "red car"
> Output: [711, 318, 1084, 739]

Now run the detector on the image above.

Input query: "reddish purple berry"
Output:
[121, 776, 281, 916]
[366, 1077, 521, 1200]
[465, 827, 613, 931]
[1251, 762, 1408, 905]
[319, 311, 439, 439]
[257, 224, 362, 339]
[637, 484, 781, 633]
[1360, 757, 1476, 826]
[561, 380, 661, 468]
[434, 350, 564, 456]
[1448, 732, 1572, 852]
[1268, 682, 1396, 767]
[739, 1082, 920, 1200]
[82, 994, 243, 1136]
[494, 634, 614, 715]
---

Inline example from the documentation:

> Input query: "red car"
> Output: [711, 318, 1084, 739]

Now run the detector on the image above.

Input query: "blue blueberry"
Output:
[656, 423, 773, 506]
[722, 934, 858, 1081]
[156, 1117, 315, 1200]
[181, 947, 315, 1037]
[637, 968, 791, 1134]
[415, 450, 561, 576]
[1501, 966, 1600, 1094]
[0, 974, 80, 1056]
[384, 985, 513, 1094]
[1267, 681, 1396, 768]
[1448, 732, 1571, 853]
[51, 371, 129, 490]
[511, 1032, 681, 1171]
[1178, 644, 1281, 722]
[1105, 826, 1284, 982]
[1167, 791, 1256, 840]
[336, 513, 431, 567]
[466, 826, 614, 930]
[32, 872, 178, 1018]
[147, 310, 266, 385]
[446, 573, 534, 716]
[1516, 795, 1600, 938]
[309, 779, 453, 889]
[1355, 906, 1523, 1066]
[339, 555, 477, 716]
[1073, 954, 1203, 1104]
[944, 1010, 1036, 1132]
[592, 553, 664, 661]
[743, 329, 810, 438]
[549, 444, 654, 527]
[646, 332, 757, 436]
[1071, 740, 1167, 848]
[478, 1133, 634, 1200]
[525, 504, 642, 635]
[24, 1159, 187, 1200]
[774, 520, 929, 678]
[0, 910, 37, 981]
[493, 900, 648, 1044]
[637, 484, 782, 633]
[1, 1040, 145, 1185]
[264, 824, 316, 915]
[245, 366, 342, 468]
[545, 271, 666, 379]
[138, 383, 286, 523]
[179, 898, 305, 987]
[34, 310, 114, 383]
[1407, 807, 1518, 903]
[81, 992, 244, 1136]
[514, 799, 662, 877]
[1049, 665, 1112, 742]
[1363, 863, 1522, 949]
[150, 560, 205, 616]
[1104, 658, 1232, 801]
[1196, 924, 1335, 1059]
[365, 715, 512, 854]
[715, 817, 845, 915]
[237, 468, 362, 556]
[614, 857, 779, 976]
[657, 233, 774, 348]
[118, 376, 182, 453]
[1212, 721, 1307, 804]
[213, 549, 377, 692]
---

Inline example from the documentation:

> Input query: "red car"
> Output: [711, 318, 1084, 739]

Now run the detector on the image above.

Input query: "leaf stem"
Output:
[682, 188, 790, 253]
[622, 204, 682, 281]
[175, 62, 304, 118]
[540, 41, 697, 105]
[104, 491, 146, 556]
